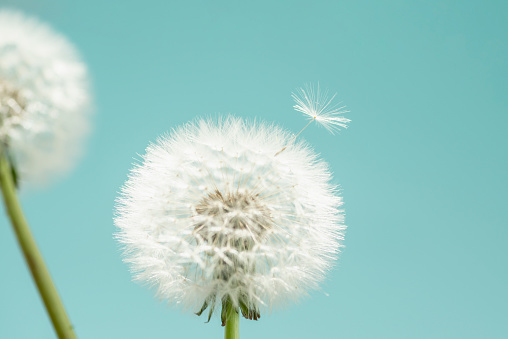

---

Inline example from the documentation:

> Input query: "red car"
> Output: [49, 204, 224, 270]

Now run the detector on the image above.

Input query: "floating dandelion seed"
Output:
[292, 83, 350, 134]
[0, 10, 90, 185]
[115, 116, 346, 326]
[274, 84, 350, 157]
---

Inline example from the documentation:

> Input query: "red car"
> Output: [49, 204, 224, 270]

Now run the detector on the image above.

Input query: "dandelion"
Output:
[115, 114, 347, 336]
[0, 9, 90, 185]
[0, 10, 89, 338]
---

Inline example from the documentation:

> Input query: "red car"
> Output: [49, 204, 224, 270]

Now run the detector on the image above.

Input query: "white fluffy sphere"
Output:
[0, 10, 90, 185]
[115, 116, 345, 321]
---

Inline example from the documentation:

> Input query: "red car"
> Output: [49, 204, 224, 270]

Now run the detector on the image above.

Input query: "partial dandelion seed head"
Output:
[0, 10, 91, 185]
[115, 116, 346, 321]
[292, 83, 350, 134]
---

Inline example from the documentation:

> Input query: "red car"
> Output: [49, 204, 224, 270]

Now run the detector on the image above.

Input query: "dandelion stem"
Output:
[224, 301, 239, 339]
[0, 151, 77, 339]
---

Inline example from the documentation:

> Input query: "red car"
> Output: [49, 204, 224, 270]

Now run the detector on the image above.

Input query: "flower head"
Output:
[0, 10, 90, 185]
[115, 116, 345, 324]
[292, 83, 350, 134]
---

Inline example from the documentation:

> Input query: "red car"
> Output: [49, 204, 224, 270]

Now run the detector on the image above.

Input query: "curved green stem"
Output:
[0, 152, 77, 339]
[224, 301, 239, 339]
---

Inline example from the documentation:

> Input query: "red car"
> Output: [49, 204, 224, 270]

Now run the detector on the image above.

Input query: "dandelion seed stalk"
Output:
[0, 151, 77, 339]
[275, 118, 315, 156]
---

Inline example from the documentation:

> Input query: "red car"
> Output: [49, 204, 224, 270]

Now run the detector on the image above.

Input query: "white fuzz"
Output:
[0, 10, 90, 184]
[115, 116, 345, 319]
[292, 83, 350, 134]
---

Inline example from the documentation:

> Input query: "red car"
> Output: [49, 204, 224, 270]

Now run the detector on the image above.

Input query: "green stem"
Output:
[0, 152, 77, 339]
[224, 301, 240, 339]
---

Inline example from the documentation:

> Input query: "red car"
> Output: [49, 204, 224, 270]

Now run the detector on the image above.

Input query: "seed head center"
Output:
[194, 189, 272, 246]
[0, 79, 25, 130]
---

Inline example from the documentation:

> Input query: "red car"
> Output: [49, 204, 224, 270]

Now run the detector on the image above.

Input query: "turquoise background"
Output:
[1, 1, 507, 338]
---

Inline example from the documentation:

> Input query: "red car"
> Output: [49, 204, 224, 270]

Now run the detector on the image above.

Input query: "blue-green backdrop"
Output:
[0, 1, 506, 338]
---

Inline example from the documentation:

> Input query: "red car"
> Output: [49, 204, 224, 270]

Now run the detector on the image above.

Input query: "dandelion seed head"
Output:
[0, 10, 90, 185]
[115, 116, 346, 320]
[292, 83, 350, 134]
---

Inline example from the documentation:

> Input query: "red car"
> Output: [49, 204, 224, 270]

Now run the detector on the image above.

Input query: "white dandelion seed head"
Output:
[292, 83, 350, 134]
[115, 116, 346, 320]
[0, 10, 91, 185]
